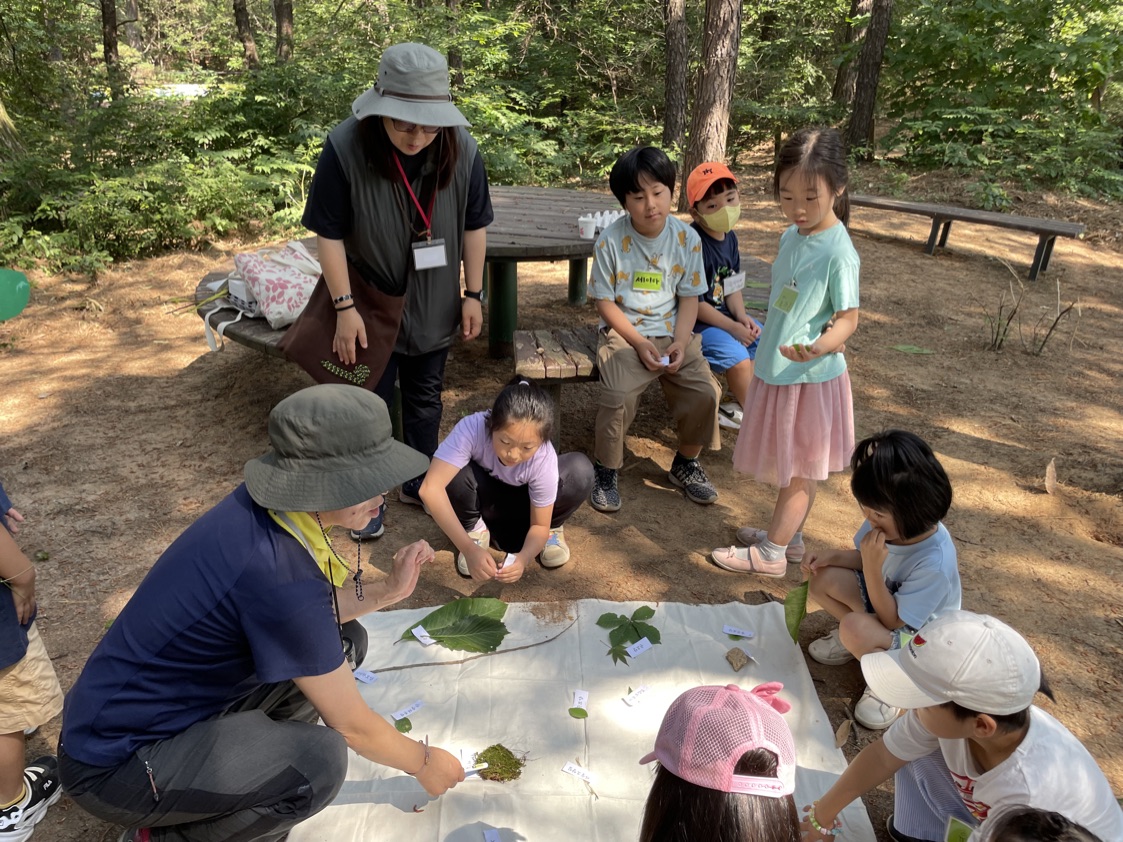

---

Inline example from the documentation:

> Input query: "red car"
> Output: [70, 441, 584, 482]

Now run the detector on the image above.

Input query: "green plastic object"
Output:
[0, 269, 30, 321]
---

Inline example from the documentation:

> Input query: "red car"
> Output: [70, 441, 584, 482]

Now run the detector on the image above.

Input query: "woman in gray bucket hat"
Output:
[59, 385, 465, 842]
[301, 42, 494, 540]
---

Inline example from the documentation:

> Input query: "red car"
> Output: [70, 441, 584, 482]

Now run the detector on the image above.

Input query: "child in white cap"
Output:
[802, 610, 1123, 842]
[639, 682, 800, 841]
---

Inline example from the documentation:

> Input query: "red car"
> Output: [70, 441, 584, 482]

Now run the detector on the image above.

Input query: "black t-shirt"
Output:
[302, 137, 493, 240]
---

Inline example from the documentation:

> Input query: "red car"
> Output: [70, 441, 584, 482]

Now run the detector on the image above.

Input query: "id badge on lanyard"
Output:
[412, 239, 448, 271]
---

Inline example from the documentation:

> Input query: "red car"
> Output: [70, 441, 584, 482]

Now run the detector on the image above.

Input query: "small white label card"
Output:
[623, 685, 651, 706]
[353, 669, 378, 684]
[483, 830, 502, 842]
[392, 700, 423, 721]
[411, 625, 437, 646]
[723, 270, 747, 295]
[572, 689, 590, 712]
[723, 624, 755, 639]
[658, 355, 671, 367]
[626, 637, 653, 658]
[561, 760, 594, 783]
[501, 552, 516, 569]
[411, 238, 448, 271]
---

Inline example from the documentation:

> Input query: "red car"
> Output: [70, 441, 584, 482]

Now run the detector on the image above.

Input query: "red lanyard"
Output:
[393, 152, 437, 239]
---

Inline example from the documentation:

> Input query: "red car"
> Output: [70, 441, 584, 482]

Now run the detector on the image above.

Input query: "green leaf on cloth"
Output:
[394, 717, 412, 733]
[568, 707, 588, 719]
[784, 581, 810, 643]
[399, 597, 509, 653]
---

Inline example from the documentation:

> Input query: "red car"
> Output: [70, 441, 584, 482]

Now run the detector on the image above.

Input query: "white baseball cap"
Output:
[861, 611, 1041, 714]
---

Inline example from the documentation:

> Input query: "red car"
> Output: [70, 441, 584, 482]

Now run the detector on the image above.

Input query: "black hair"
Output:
[639, 749, 800, 842]
[942, 672, 1054, 733]
[609, 145, 677, 207]
[773, 127, 851, 226]
[984, 806, 1102, 842]
[358, 116, 461, 191]
[484, 376, 554, 442]
[695, 178, 739, 207]
[849, 430, 953, 540]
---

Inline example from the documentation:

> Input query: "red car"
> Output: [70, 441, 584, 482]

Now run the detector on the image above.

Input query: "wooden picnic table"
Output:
[195, 185, 622, 359]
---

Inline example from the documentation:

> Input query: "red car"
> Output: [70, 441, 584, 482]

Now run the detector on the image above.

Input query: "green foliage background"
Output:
[0, 0, 1119, 272]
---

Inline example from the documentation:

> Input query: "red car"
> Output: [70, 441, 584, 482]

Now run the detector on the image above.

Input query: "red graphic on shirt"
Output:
[950, 771, 991, 821]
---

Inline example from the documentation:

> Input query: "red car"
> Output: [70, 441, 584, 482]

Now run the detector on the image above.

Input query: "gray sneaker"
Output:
[668, 458, 718, 505]
[590, 464, 621, 512]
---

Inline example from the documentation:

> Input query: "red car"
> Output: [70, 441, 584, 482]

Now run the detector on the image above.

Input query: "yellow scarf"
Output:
[268, 510, 349, 587]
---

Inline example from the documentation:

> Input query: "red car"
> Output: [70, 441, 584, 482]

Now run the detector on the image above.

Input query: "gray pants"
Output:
[59, 621, 367, 842]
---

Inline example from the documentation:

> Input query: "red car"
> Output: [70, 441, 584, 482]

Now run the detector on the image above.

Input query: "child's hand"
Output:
[800, 552, 832, 578]
[634, 339, 664, 372]
[10, 580, 35, 625]
[779, 343, 822, 363]
[664, 340, 685, 373]
[859, 528, 889, 571]
[2, 507, 23, 534]
[730, 321, 758, 346]
[494, 552, 526, 584]
[465, 544, 498, 581]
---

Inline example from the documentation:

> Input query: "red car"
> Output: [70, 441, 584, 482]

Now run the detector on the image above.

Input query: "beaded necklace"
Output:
[315, 512, 365, 667]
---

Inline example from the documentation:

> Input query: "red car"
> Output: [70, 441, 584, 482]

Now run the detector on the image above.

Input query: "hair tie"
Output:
[750, 682, 791, 714]
[518, 379, 530, 387]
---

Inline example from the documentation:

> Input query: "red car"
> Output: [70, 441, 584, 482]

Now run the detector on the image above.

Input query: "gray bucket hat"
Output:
[244, 384, 429, 512]
[352, 42, 469, 128]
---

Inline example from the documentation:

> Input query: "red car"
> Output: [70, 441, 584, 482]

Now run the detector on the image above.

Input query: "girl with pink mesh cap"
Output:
[638, 682, 801, 842]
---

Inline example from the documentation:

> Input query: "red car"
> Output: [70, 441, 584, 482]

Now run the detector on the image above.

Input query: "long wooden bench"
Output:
[514, 255, 773, 438]
[849, 194, 1085, 281]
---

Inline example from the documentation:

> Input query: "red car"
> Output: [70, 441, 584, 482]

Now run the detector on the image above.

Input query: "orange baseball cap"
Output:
[686, 162, 738, 206]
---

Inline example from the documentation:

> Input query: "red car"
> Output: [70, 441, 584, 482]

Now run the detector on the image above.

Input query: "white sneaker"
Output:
[718, 401, 743, 430]
[456, 527, 491, 577]
[807, 628, 855, 665]
[539, 527, 571, 568]
[855, 686, 901, 730]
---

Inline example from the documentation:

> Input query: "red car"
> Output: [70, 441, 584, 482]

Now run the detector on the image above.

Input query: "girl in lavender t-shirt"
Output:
[420, 377, 593, 581]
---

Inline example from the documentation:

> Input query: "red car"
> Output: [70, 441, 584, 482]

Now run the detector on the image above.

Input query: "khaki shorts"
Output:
[0, 622, 64, 733]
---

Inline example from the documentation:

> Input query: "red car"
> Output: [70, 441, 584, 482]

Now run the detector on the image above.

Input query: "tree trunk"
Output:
[446, 0, 463, 87]
[274, 0, 293, 64]
[122, 0, 142, 51]
[232, 0, 259, 68]
[679, 0, 741, 210]
[845, 0, 892, 157]
[661, 0, 688, 155]
[831, 0, 871, 106]
[99, 0, 124, 98]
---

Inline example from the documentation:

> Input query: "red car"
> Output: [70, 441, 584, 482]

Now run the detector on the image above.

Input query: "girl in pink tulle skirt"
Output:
[711, 128, 860, 577]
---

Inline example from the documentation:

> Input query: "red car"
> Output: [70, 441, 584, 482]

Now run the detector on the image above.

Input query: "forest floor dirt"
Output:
[2, 158, 1122, 841]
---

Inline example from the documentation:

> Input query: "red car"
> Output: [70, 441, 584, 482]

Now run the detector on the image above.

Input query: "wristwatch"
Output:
[463, 289, 483, 301]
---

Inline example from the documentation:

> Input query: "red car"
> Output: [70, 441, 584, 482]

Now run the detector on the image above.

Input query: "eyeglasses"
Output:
[391, 119, 441, 135]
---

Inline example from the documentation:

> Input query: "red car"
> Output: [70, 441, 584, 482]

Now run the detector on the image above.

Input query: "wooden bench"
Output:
[514, 255, 773, 438]
[849, 194, 1085, 281]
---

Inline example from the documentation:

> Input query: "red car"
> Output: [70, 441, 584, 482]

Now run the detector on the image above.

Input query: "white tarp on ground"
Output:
[289, 599, 875, 842]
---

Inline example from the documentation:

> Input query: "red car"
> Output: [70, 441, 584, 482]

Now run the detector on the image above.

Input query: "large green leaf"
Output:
[784, 581, 810, 644]
[400, 598, 509, 653]
[632, 622, 661, 645]
[596, 612, 627, 628]
[631, 605, 655, 622]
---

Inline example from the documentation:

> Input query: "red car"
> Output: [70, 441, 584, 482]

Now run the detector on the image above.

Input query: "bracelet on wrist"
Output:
[332, 293, 353, 305]
[463, 289, 482, 301]
[334, 303, 357, 313]
[408, 735, 431, 776]
[807, 803, 842, 837]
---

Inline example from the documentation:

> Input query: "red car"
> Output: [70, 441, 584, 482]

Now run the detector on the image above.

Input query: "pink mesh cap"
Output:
[639, 682, 796, 797]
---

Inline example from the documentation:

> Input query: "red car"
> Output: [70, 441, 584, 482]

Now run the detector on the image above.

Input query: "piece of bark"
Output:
[726, 647, 751, 672]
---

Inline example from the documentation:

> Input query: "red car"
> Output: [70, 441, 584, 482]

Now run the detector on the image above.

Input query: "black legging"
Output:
[374, 347, 450, 491]
[445, 453, 594, 552]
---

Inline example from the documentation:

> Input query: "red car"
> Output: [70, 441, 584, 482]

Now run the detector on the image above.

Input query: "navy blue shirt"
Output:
[60, 485, 344, 767]
[692, 222, 742, 317]
[0, 480, 32, 670]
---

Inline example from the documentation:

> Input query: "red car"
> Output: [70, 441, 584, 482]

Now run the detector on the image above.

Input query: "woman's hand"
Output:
[414, 745, 466, 796]
[333, 308, 368, 365]
[461, 297, 483, 341]
[383, 541, 433, 604]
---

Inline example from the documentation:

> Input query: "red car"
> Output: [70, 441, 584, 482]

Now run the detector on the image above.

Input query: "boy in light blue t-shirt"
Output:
[588, 146, 720, 514]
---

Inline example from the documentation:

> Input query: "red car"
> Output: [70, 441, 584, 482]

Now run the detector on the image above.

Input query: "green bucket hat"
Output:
[244, 384, 429, 512]
[351, 42, 469, 128]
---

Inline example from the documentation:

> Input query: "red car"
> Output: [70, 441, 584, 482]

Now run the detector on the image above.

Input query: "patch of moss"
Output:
[476, 743, 524, 782]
